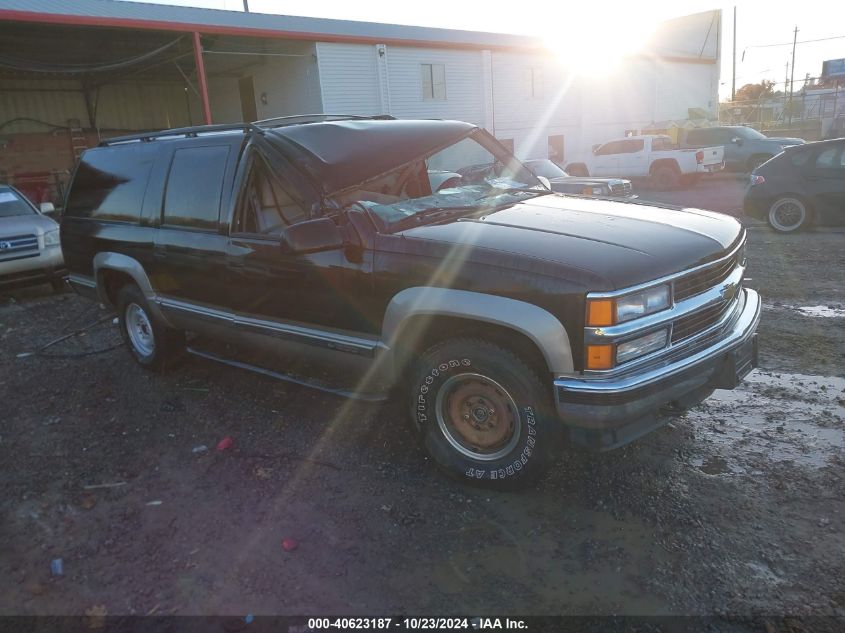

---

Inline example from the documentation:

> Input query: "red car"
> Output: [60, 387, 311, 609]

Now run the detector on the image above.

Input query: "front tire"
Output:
[768, 196, 810, 233]
[409, 338, 562, 489]
[116, 284, 184, 371]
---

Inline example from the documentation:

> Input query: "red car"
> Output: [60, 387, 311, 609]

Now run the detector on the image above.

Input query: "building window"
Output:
[528, 67, 543, 99]
[421, 63, 446, 101]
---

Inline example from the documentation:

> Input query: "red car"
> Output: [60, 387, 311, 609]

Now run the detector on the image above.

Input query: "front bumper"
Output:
[555, 287, 761, 450]
[0, 247, 65, 289]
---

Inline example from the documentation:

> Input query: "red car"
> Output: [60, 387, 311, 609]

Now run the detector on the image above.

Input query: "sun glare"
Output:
[543, 19, 656, 76]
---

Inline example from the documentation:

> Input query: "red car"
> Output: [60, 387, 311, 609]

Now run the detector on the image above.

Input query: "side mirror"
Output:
[732, 137, 743, 146]
[536, 175, 552, 190]
[40, 202, 56, 215]
[280, 217, 344, 254]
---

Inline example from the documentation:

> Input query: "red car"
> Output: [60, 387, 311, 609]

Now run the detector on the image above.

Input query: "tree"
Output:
[735, 80, 776, 102]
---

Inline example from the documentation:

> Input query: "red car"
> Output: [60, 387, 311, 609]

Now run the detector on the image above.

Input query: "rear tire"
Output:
[409, 338, 562, 489]
[116, 284, 184, 371]
[651, 165, 680, 190]
[767, 196, 811, 233]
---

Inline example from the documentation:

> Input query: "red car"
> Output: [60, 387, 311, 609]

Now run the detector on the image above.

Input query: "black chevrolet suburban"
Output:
[61, 115, 760, 488]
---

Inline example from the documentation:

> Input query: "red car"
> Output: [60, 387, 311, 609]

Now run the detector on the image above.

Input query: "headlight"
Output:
[616, 328, 669, 364]
[586, 284, 671, 326]
[43, 229, 60, 247]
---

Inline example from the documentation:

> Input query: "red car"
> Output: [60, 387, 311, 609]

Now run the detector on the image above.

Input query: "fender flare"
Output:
[382, 287, 574, 375]
[93, 252, 171, 325]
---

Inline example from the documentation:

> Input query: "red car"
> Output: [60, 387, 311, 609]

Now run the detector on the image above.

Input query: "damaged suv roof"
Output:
[264, 119, 477, 194]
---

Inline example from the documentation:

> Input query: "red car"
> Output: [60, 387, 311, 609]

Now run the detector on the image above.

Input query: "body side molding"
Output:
[382, 287, 574, 375]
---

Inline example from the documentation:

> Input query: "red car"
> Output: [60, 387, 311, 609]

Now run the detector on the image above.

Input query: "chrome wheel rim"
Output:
[125, 303, 155, 357]
[435, 373, 521, 461]
[769, 198, 805, 231]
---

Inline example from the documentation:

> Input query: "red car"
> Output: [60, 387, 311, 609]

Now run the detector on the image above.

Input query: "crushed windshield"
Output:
[332, 131, 547, 230]
[0, 189, 36, 217]
[525, 159, 567, 179]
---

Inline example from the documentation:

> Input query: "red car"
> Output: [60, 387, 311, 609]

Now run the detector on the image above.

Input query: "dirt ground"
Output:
[1, 181, 844, 626]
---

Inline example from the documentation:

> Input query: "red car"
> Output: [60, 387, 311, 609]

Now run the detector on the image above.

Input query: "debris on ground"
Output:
[216, 436, 234, 451]
[50, 559, 64, 577]
[281, 538, 298, 552]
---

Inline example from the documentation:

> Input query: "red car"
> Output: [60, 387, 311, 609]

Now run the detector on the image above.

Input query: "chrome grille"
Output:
[609, 182, 633, 197]
[671, 299, 734, 343]
[674, 253, 738, 301]
[0, 234, 39, 261]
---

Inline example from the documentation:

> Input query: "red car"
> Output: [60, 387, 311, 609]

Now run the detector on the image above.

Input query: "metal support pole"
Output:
[192, 31, 212, 125]
[788, 26, 798, 125]
[731, 6, 737, 102]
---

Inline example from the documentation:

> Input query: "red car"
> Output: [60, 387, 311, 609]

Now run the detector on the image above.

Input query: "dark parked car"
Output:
[61, 116, 760, 488]
[522, 159, 635, 198]
[680, 126, 804, 173]
[744, 138, 845, 232]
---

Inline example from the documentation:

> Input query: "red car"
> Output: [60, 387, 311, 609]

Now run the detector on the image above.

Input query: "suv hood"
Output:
[398, 195, 742, 291]
[0, 213, 58, 238]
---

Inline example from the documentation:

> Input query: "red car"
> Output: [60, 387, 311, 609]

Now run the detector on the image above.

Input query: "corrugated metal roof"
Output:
[0, 0, 542, 50]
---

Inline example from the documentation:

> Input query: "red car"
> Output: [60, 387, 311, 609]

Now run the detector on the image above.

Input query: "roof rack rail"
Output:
[254, 113, 395, 129]
[99, 122, 264, 147]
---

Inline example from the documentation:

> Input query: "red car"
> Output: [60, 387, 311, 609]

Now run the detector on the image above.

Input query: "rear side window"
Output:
[789, 150, 811, 167]
[620, 139, 644, 153]
[651, 137, 673, 151]
[814, 146, 845, 169]
[163, 145, 230, 231]
[65, 145, 156, 222]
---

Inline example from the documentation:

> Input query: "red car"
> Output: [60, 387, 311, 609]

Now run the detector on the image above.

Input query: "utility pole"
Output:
[243, 0, 249, 11]
[731, 6, 737, 101]
[788, 26, 798, 125]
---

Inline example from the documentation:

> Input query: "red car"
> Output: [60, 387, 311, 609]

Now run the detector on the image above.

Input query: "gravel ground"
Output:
[1, 182, 843, 626]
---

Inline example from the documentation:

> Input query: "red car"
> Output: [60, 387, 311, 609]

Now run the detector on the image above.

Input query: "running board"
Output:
[186, 347, 389, 402]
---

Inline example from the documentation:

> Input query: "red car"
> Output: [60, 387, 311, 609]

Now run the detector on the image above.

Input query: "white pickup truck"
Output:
[565, 135, 725, 189]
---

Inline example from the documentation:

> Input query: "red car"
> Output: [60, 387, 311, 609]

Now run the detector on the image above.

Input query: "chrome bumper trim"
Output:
[555, 287, 760, 399]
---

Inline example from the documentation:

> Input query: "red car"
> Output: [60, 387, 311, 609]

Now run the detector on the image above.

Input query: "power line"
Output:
[743, 33, 845, 54]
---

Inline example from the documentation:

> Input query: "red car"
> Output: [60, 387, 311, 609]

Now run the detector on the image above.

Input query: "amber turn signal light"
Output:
[586, 299, 615, 327]
[586, 344, 614, 370]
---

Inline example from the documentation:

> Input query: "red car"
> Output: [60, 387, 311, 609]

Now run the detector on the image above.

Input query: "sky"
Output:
[134, 0, 845, 100]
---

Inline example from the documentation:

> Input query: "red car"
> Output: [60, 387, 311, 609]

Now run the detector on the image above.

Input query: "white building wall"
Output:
[490, 52, 580, 161]
[382, 46, 485, 126]
[316, 42, 381, 115]
[251, 43, 322, 120]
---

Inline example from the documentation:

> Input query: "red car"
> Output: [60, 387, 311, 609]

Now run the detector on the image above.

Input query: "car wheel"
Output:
[747, 154, 772, 172]
[409, 338, 562, 489]
[768, 196, 810, 233]
[652, 165, 680, 190]
[116, 284, 184, 371]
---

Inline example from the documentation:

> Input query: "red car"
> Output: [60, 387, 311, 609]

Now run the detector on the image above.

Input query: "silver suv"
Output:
[0, 185, 65, 292]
